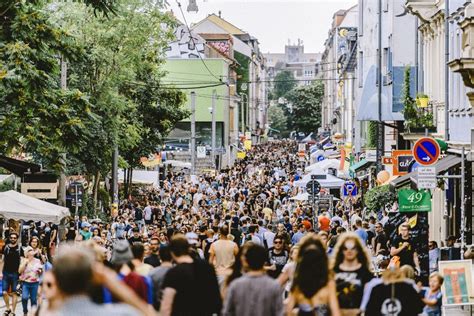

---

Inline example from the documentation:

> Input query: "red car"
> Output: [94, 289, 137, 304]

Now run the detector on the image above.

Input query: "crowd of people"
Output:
[0, 141, 445, 316]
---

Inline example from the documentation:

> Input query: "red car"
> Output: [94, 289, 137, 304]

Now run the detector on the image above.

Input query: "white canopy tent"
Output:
[306, 159, 341, 173]
[163, 160, 191, 169]
[0, 190, 70, 224]
[118, 170, 158, 187]
[290, 192, 309, 201]
[294, 174, 345, 189]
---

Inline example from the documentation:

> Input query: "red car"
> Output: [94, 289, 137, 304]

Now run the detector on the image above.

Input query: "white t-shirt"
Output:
[144, 206, 152, 221]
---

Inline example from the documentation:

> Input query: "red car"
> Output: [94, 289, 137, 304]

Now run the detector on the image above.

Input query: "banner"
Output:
[244, 140, 252, 150]
[140, 153, 162, 167]
[439, 260, 473, 305]
[237, 151, 246, 159]
[398, 189, 431, 212]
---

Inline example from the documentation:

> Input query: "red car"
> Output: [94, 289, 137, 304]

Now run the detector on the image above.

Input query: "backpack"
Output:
[135, 208, 143, 221]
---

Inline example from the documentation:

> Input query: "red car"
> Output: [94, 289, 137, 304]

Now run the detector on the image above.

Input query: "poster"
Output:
[439, 260, 473, 305]
[197, 146, 206, 158]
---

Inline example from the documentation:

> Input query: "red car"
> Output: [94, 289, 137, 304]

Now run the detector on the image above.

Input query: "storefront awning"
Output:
[390, 155, 462, 189]
[349, 159, 375, 173]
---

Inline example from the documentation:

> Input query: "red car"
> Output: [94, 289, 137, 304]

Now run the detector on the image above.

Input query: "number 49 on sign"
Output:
[398, 189, 431, 212]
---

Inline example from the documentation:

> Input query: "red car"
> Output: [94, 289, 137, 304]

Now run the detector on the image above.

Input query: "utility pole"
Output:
[190, 92, 196, 174]
[445, 0, 450, 141]
[240, 93, 246, 135]
[58, 57, 67, 206]
[376, 0, 384, 173]
[211, 90, 216, 170]
[112, 145, 118, 207]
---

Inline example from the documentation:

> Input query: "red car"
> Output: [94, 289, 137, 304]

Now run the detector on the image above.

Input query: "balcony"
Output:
[401, 100, 438, 140]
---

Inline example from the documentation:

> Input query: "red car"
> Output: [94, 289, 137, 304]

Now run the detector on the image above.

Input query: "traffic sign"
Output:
[342, 181, 358, 196]
[417, 166, 437, 189]
[413, 137, 440, 166]
[306, 180, 321, 195]
[317, 155, 325, 162]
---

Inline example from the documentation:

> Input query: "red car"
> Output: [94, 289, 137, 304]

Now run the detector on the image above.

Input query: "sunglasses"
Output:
[274, 241, 283, 244]
[342, 246, 356, 251]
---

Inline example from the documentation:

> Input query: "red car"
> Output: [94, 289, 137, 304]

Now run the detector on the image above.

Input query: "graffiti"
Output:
[208, 40, 231, 58]
[165, 24, 205, 59]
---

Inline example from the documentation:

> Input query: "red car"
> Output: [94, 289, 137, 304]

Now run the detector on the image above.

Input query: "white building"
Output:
[355, 0, 417, 153]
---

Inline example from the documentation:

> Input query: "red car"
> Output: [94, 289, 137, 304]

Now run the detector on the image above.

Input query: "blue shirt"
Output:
[355, 228, 368, 244]
[292, 231, 305, 245]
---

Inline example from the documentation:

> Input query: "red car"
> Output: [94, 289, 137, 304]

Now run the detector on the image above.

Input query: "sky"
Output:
[167, 0, 357, 53]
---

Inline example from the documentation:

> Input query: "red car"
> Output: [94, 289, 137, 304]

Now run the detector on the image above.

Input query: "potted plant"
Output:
[416, 93, 429, 108]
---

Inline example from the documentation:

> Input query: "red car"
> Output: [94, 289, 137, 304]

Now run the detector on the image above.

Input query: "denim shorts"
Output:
[2, 272, 19, 293]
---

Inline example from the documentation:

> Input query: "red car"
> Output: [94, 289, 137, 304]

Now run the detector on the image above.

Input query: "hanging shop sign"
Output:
[398, 189, 431, 212]
[392, 150, 414, 176]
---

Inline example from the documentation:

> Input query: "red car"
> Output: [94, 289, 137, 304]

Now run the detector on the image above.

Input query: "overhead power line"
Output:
[175, 0, 226, 85]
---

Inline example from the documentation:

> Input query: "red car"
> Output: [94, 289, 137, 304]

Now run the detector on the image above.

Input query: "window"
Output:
[383, 0, 388, 12]
[383, 47, 392, 75]
[358, 51, 363, 88]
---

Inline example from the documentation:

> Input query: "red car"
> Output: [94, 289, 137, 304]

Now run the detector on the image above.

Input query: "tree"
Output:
[266, 105, 287, 136]
[271, 70, 297, 100]
[51, 0, 189, 204]
[285, 81, 323, 134]
[0, 0, 97, 171]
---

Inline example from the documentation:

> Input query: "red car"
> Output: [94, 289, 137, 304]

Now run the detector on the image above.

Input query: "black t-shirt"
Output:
[134, 208, 143, 221]
[365, 281, 424, 316]
[334, 265, 373, 309]
[375, 233, 388, 252]
[267, 249, 288, 279]
[391, 236, 415, 267]
[3, 244, 24, 273]
[128, 236, 143, 245]
[161, 260, 222, 316]
[144, 254, 161, 268]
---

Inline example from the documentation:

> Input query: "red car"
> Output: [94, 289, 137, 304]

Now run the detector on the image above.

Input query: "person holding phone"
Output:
[19, 246, 43, 316]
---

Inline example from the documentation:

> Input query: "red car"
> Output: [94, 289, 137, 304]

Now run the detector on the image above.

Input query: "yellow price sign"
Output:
[244, 140, 252, 150]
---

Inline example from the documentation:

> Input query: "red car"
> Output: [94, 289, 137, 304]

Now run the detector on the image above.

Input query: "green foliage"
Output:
[364, 184, 396, 213]
[367, 121, 378, 148]
[0, 0, 95, 171]
[272, 71, 297, 100]
[285, 81, 323, 134]
[0, 181, 14, 192]
[50, 0, 188, 174]
[267, 105, 288, 135]
[402, 67, 434, 130]
[416, 92, 428, 99]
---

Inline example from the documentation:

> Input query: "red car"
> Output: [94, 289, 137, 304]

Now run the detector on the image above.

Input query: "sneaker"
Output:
[3, 310, 10, 316]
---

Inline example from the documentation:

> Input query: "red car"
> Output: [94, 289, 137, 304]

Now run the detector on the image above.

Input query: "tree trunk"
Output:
[92, 170, 100, 212]
[123, 168, 128, 199]
[128, 168, 133, 200]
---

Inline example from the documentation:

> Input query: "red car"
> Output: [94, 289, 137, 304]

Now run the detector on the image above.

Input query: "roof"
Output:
[206, 14, 246, 35]
[349, 159, 375, 173]
[0, 155, 41, 176]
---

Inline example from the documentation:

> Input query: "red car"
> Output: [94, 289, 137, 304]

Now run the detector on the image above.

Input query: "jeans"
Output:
[22, 281, 39, 314]
[2, 272, 19, 294]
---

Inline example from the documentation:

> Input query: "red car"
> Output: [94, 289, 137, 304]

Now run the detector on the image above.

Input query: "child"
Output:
[422, 272, 443, 316]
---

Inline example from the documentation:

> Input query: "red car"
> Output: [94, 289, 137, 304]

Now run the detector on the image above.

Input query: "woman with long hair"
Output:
[29, 236, 47, 264]
[287, 234, 341, 316]
[331, 233, 373, 316]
